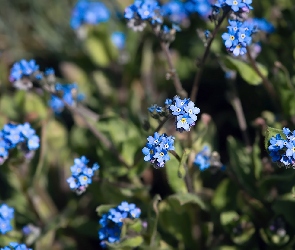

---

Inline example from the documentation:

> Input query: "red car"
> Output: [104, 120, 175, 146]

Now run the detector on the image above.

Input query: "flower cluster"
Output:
[0, 204, 14, 235]
[142, 132, 175, 168]
[70, 0, 110, 30]
[222, 20, 254, 56]
[0, 243, 32, 250]
[9, 59, 40, 90]
[166, 96, 200, 132]
[194, 146, 211, 171]
[0, 123, 40, 164]
[248, 18, 274, 34]
[184, 0, 212, 18]
[268, 128, 295, 167]
[214, 0, 253, 12]
[67, 156, 99, 195]
[161, 0, 188, 24]
[124, 0, 161, 32]
[98, 202, 141, 248]
[49, 83, 84, 114]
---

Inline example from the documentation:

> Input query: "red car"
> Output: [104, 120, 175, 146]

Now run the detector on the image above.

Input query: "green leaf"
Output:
[220, 211, 239, 226]
[212, 179, 238, 211]
[96, 204, 115, 216]
[264, 126, 285, 150]
[252, 135, 263, 180]
[223, 55, 268, 85]
[84, 35, 110, 67]
[24, 92, 47, 120]
[167, 193, 206, 210]
[120, 236, 144, 248]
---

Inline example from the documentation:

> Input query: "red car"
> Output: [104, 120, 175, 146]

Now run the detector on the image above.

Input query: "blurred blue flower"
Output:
[194, 146, 211, 171]
[0, 123, 40, 164]
[111, 32, 126, 50]
[185, 0, 212, 18]
[0, 204, 14, 235]
[49, 83, 84, 114]
[0, 242, 32, 250]
[66, 156, 99, 195]
[161, 0, 188, 23]
[99, 201, 141, 247]
[71, 0, 110, 30]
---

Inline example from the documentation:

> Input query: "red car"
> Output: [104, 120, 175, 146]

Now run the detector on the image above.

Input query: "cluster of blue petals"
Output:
[0, 204, 14, 235]
[9, 59, 39, 82]
[67, 156, 99, 194]
[161, 0, 188, 23]
[142, 132, 175, 168]
[166, 96, 200, 132]
[0, 243, 32, 250]
[70, 0, 110, 30]
[99, 201, 141, 248]
[268, 128, 295, 167]
[214, 0, 253, 12]
[0, 123, 40, 164]
[194, 146, 211, 171]
[49, 83, 84, 114]
[124, 0, 162, 31]
[222, 20, 254, 56]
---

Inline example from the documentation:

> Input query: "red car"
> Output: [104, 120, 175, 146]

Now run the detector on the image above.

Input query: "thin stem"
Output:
[160, 42, 188, 98]
[190, 10, 229, 102]
[228, 81, 252, 151]
[246, 48, 277, 102]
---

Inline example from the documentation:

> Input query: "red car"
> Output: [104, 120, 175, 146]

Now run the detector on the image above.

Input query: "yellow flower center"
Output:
[181, 118, 187, 123]
[233, 0, 238, 5]
[160, 152, 164, 157]
[230, 35, 235, 41]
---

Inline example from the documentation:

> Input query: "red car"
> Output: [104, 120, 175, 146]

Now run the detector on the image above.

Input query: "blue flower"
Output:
[98, 202, 141, 248]
[225, 0, 244, 12]
[10, 59, 39, 82]
[167, 95, 200, 132]
[67, 156, 99, 194]
[161, 0, 188, 23]
[111, 32, 126, 50]
[142, 133, 174, 168]
[49, 83, 84, 114]
[0, 204, 14, 235]
[184, 0, 212, 18]
[148, 104, 163, 113]
[0, 242, 32, 250]
[70, 1, 110, 30]
[194, 146, 211, 171]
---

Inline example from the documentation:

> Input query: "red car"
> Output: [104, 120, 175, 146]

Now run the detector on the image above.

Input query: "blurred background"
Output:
[0, 0, 295, 249]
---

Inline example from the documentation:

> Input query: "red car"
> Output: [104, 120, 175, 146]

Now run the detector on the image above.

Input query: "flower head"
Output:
[99, 202, 141, 247]
[67, 156, 99, 195]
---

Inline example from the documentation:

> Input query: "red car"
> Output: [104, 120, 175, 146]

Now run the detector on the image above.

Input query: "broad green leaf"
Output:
[167, 193, 206, 210]
[120, 236, 144, 248]
[212, 179, 238, 211]
[223, 55, 268, 85]
[84, 35, 110, 67]
[24, 92, 47, 120]
[220, 211, 239, 226]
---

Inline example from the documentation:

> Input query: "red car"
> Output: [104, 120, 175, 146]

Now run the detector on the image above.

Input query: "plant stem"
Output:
[246, 48, 277, 102]
[228, 81, 252, 151]
[160, 42, 188, 98]
[190, 10, 229, 102]
[170, 150, 194, 193]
